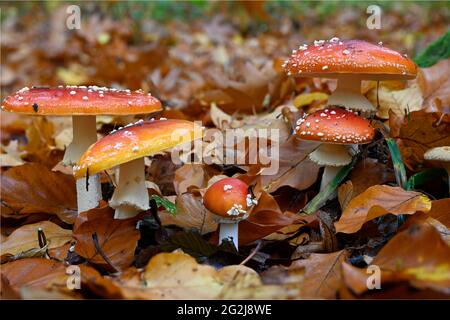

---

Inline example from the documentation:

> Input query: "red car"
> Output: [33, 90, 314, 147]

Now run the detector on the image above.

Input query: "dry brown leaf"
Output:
[289, 250, 348, 299]
[73, 205, 142, 270]
[338, 159, 396, 209]
[159, 193, 218, 234]
[0, 163, 77, 224]
[427, 198, 450, 228]
[1, 221, 71, 257]
[342, 222, 450, 296]
[390, 110, 450, 171]
[113, 251, 302, 299]
[418, 59, 450, 113]
[335, 185, 432, 234]
[1, 257, 123, 299]
[368, 83, 424, 119]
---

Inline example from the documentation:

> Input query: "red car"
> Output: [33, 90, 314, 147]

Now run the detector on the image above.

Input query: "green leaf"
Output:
[150, 195, 176, 216]
[386, 138, 407, 189]
[414, 30, 450, 68]
[301, 158, 356, 215]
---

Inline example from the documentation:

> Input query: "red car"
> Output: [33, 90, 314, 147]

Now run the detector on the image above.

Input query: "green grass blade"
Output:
[300, 159, 356, 215]
[386, 138, 407, 189]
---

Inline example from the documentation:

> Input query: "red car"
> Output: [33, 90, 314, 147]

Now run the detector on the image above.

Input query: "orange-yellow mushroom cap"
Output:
[74, 119, 203, 178]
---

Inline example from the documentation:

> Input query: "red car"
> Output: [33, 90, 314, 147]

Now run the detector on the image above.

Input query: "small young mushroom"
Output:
[294, 107, 375, 192]
[424, 146, 450, 195]
[284, 38, 417, 115]
[203, 177, 257, 249]
[74, 119, 203, 219]
[1, 86, 161, 214]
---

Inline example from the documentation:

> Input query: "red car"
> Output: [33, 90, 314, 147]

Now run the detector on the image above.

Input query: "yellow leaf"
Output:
[293, 92, 328, 109]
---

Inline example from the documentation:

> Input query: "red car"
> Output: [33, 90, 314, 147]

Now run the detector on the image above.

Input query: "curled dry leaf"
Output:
[0, 163, 77, 224]
[338, 159, 395, 210]
[73, 205, 143, 270]
[1, 258, 123, 299]
[342, 223, 450, 296]
[335, 185, 432, 234]
[1, 221, 71, 257]
[289, 250, 348, 299]
[113, 251, 302, 299]
[390, 110, 450, 171]
[237, 192, 310, 245]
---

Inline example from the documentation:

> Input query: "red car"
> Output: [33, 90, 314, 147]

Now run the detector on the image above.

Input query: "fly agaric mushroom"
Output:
[295, 107, 375, 191]
[424, 146, 450, 195]
[203, 177, 257, 249]
[284, 38, 417, 114]
[1, 86, 162, 214]
[74, 119, 203, 219]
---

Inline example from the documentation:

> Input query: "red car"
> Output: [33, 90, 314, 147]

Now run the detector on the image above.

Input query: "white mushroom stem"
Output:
[63, 116, 102, 213]
[309, 143, 352, 193]
[219, 222, 239, 250]
[320, 166, 344, 192]
[328, 75, 376, 114]
[110, 157, 150, 219]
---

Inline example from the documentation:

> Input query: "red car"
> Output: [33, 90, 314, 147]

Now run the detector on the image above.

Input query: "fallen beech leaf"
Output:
[390, 110, 450, 171]
[289, 250, 348, 299]
[237, 192, 310, 245]
[427, 198, 450, 228]
[73, 206, 142, 270]
[1, 258, 67, 293]
[335, 185, 432, 234]
[24, 117, 62, 167]
[368, 83, 423, 119]
[338, 159, 396, 209]
[1, 221, 71, 256]
[114, 251, 302, 299]
[343, 223, 450, 296]
[1, 257, 122, 299]
[418, 59, 450, 112]
[0, 163, 77, 224]
[293, 92, 328, 109]
[159, 193, 218, 234]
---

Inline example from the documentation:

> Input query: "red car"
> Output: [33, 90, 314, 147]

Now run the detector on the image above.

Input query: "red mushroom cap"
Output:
[203, 178, 249, 219]
[1, 86, 162, 115]
[295, 107, 374, 144]
[284, 38, 417, 80]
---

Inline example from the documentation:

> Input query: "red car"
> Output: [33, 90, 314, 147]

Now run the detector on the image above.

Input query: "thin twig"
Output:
[239, 241, 263, 265]
[92, 232, 119, 273]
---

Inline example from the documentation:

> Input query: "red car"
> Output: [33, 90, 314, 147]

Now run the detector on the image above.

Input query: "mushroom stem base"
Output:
[328, 77, 375, 114]
[110, 157, 149, 219]
[76, 175, 102, 213]
[219, 223, 239, 250]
